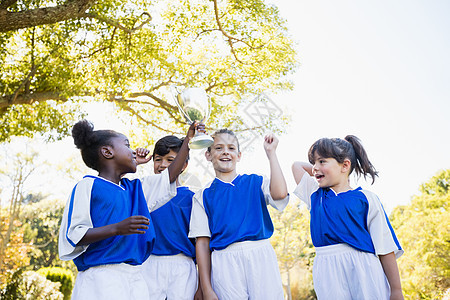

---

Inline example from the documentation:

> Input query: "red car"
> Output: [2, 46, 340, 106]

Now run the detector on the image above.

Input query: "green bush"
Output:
[37, 267, 74, 300]
[0, 269, 63, 299]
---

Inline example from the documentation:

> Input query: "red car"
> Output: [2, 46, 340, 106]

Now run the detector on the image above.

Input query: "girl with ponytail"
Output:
[59, 119, 198, 300]
[292, 135, 404, 300]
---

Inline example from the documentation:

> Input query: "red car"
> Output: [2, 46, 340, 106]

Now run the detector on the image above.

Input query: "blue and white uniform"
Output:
[189, 174, 289, 300]
[58, 169, 176, 300]
[142, 186, 197, 300]
[294, 173, 403, 299]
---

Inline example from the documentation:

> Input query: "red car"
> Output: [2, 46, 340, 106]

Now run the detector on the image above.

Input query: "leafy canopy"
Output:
[0, 0, 298, 142]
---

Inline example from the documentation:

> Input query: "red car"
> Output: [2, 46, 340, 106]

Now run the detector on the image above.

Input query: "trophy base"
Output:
[189, 134, 214, 149]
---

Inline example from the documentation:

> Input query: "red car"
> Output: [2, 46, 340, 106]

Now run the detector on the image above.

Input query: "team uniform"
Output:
[58, 169, 176, 300]
[293, 173, 403, 299]
[189, 174, 289, 300]
[142, 186, 197, 300]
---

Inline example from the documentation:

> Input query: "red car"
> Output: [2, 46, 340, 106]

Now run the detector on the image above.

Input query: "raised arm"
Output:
[166, 122, 199, 182]
[264, 134, 288, 200]
[195, 237, 218, 300]
[291, 161, 313, 184]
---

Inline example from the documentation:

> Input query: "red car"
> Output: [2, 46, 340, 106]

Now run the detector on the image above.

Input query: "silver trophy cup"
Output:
[171, 86, 214, 149]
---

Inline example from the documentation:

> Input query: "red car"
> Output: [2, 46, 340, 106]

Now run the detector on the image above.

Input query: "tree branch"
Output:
[211, 0, 265, 64]
[0, 92, 66, 109]
[0, 0, 93, 33]
[82, 12, 152, 34]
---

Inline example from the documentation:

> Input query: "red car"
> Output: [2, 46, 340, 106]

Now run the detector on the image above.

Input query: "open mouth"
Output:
[220, 158, 231, 162]
[315, 174, 324, 180]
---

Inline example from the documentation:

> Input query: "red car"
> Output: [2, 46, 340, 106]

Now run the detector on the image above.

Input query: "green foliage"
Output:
[1, 269, 63, 300]
[1, 0, 298, 141]
[21, 198, 65, 269]
[0, 268, 24, 300]
[37, 267, 74, 300]
[390, 169, 450, 299]
[270, 201, 315, 299]
[0, 101, 85, 142]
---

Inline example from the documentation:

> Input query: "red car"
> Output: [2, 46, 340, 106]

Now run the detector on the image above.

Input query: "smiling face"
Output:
[311, 152, 351, 192]
[205, 133, 241, 178]
[153, 149, 178, 174]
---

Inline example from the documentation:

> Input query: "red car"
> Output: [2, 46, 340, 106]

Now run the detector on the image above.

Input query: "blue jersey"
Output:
[150, 186, 196, 258]
[62, 176, 154, 271]
[189, 174, 289, 251]
[294, 173, 403, 258]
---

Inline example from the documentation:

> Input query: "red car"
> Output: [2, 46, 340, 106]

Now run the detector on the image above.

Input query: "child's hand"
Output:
[202, 290, 218, 300]
[187, 121, 199, 140]
[114, 216, 150, 235]
[135, 147, 152, 165]
[194, 286, 203, 300]
[263, 133, 279, 156]
[390, 289, 404, 300]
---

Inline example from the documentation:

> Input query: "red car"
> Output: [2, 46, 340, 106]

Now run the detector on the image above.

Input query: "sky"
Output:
[252, 0, 450, 213]
[3, 1, 449, 214]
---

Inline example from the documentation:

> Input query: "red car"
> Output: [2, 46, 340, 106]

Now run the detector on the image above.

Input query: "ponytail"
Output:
[344, 135, 378, 184]
[308, 135, 378, 184]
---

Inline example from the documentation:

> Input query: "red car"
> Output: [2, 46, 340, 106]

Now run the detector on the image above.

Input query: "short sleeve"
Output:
[188, 188, 211, 238]
[362, 190, 404, 259]
[58, 178, 93, 261]
[292, 173, 318, 210]
[141, 168, 177, 212]
[261, 175, 289, 211]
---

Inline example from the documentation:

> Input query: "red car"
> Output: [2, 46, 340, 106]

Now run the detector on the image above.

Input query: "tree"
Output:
[22, 198, 66, 269]
[390, 170, 450, 299]
[0, 147, 39, 273]
[0, 0, 298, 142]
[270, 201, 315, 300]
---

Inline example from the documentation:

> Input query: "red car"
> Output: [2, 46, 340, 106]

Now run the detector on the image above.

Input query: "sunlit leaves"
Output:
[390, 169, 450, 299]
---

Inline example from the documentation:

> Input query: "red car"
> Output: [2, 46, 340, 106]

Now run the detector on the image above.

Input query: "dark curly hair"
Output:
[72, 120, 121, 171]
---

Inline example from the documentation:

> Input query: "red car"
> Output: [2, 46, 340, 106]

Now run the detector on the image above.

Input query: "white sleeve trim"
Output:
[188, 183, 212, 238]
[58, 178, 93, 261]
[141, 168, 177, 212]
[261, 175, 289, 211]
[363, 190, 403, 259]
[292, 173, 318, 210]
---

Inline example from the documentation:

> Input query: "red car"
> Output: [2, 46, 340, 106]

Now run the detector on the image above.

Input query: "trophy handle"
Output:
[170, 85, 193, 124]
[205, 93, 211, 124]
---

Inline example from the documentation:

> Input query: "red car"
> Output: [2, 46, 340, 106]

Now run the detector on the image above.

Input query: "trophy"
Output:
[171, 86, 214, 149]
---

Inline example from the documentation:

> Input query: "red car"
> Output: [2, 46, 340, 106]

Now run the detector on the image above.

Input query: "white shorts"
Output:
[71, 263, 149, 300]
[142, 254, 197, 300]
[211, 239, 284, 300]
[313, 243, 390, 300]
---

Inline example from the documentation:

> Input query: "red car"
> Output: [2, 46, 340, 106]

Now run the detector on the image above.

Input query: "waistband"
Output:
[214, 239, 270, 253]
[315, 243, 358, 256]
[149, 253, 193, 261]
[82, 262, 142, 274]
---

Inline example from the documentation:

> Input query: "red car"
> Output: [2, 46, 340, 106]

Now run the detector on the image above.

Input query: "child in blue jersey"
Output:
[189, 129, 289, 300]
[58, 120, 197, 300]
[141, 135, 201, 300]
[292, 135, 404, 300]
